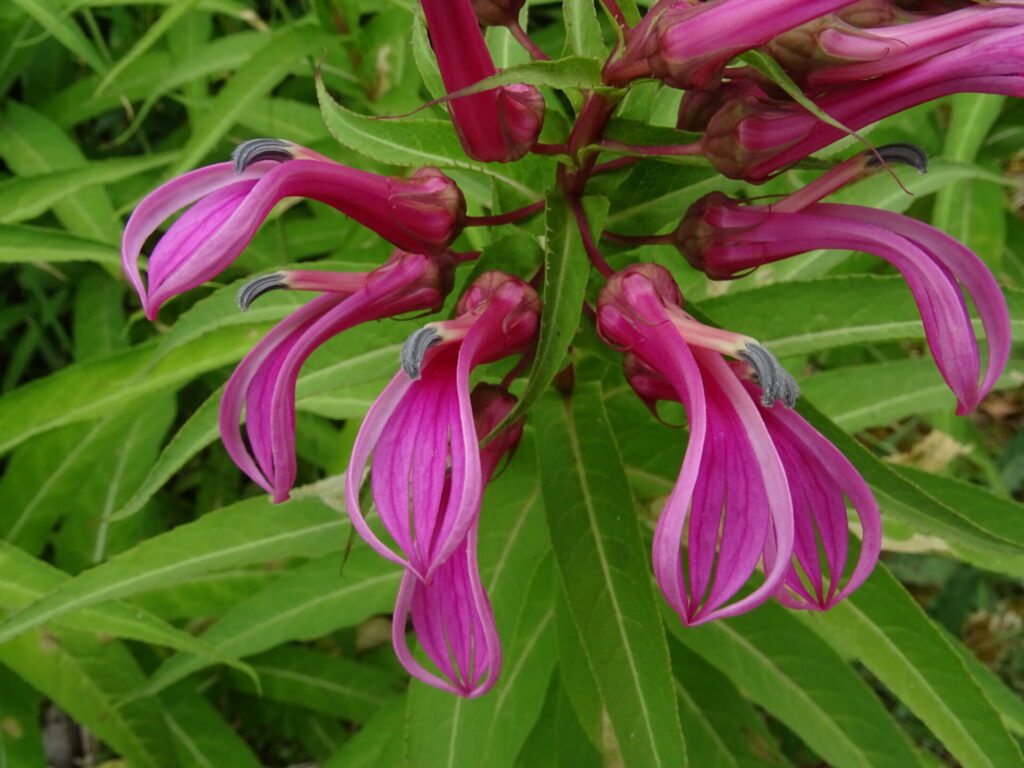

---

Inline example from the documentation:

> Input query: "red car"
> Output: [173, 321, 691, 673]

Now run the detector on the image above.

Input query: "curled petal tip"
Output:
[739, 344, 800, 408]
[865, 143, 929, 174]
[231, 138, 296, 173]
[400, 326, 442, 380]
[237, 273, 287, 311]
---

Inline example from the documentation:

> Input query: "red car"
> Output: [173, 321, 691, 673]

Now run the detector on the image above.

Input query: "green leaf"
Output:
[0, 224, 119, 265]
[10, 0, 107, 74]
[535, 384, 685, 767]
[134, 545, 399, 698]
[0, 667, 45, 767]
[801, 564, 1024, 768]
[0, 325, 266, 455]
[794, 398, 1024, 554]
[670, 638, 791, 768]
[0, 542, 250, 676]
[670, 601, 923, 768]
[316, 75, 546, 200]
[801, 358, 1024, 432]
[323, 696, 407, 768]
[488, 193, 605, 440]
[700, 276, 1024, 359]
[228, 646, 400, 722]
[434, 56, 604, 99]
[0, 496, 346, 645]
[0, 101, 122, 243]
[406, 437, 554, 768]
[563, 0, 607, 59]
[0, 151, 174, 225]
[162, 681, 263, 768]
[94, 0, 202, 95]
[168, 22, 328, 176]
[0, 627, 177, 768]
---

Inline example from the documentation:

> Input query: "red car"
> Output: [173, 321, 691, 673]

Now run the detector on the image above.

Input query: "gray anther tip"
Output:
[739, 344, 800, 409]
[232, 138, 294, 173]
[401, 327, 443, 380]
[866, 143, 928, 174]
[237, 273, 287, 311]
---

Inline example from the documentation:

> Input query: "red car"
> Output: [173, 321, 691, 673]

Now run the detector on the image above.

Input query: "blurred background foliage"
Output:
[0, 1, 1021, 766]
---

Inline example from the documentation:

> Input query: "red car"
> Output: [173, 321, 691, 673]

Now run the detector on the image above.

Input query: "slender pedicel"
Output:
[401, 326, 443, 380]
[237, 273, 287, 311]
[737, 344, 800, 408]
[231, 138, 297, 173]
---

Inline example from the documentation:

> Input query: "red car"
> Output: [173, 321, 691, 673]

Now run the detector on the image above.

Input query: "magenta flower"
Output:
[392, 384, 523, 697]
[345, 272, 541, 581]
[676, 181, 1011, 414]
[122, 138, 465, 319]
[767, 3, 1024, 87]
[420, 0, 545, 162]
[219, 251, 455, 503]
[603, 0, 866, 90]
[703, 26, 1024, 180]
[597, 264, 798, 624]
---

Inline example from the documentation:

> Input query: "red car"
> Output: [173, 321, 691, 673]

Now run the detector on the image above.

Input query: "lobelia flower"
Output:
[122, 138, 465, 319]
[345, 271, 541, 581]
[392, 384, 524, 697]
[597, 263, 798, 624]
[602, 0, 867, 90]
[764, 2, 1024, 88]
[420, 0, 545, 162]
[702, 25, 1024, 181]
[674, 145, 1011, 414]
[219, 250, 455, 503]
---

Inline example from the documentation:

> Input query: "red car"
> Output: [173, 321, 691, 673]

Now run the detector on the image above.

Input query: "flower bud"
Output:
[471, 0, 525, 27]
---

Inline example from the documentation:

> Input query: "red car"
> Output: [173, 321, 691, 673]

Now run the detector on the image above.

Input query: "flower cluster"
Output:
[124, 0, 1014, 696]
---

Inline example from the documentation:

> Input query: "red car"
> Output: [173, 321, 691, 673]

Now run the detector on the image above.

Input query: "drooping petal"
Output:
[746, 383, 882, 610]
[815, 204, 1011, 412]
[392, 526, 501, 697]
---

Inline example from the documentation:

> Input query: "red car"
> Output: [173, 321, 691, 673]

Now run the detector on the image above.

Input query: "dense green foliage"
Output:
[0, 1, 1022, 766]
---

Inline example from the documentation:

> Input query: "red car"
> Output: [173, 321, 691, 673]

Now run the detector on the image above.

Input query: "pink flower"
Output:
[392, 384, 523, 697]
[766, 2, 1024, 87]
[703, 26, 1024, 180]
[675, 167, 1011, 413]
[597, 264, 798, 624]
[218, 251, 455, 503]
[603, 0, 866, 89]
[420, 0, 545, 162]
[122, 138, 464, 319]
[345, 272, 540, 581]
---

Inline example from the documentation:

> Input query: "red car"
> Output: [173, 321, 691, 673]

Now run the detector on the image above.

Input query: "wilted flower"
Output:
[122, 138, 464, 318]
[420, 0, 545, 162]
[219, 251, 455, 503]
[345, 272, 540, 581]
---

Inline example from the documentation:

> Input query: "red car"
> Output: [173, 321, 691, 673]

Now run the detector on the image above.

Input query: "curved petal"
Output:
[392, 526, 501, 697]
[816, 204, 1011, 412]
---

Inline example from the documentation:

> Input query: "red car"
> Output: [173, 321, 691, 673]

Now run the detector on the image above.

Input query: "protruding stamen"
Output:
[232, 138, 295, 173]
[738, 343, 800, 408]
[237, 273, 287, 311]
[866, 143, 928, 174]
[401, 326, 443, 380]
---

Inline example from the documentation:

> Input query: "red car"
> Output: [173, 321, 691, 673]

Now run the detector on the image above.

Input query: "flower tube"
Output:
[597, 264, 796, 624]
[122, 138, 464, 318]
[219, 250, 455, 502]
[345, 272, 541, 581]
[420, 0, 544, 162]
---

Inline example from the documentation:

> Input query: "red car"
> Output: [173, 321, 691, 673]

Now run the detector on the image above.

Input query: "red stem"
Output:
[570, 195, 614, 277]
[464, 201, 545, 226]
[508, 21, 550, 60]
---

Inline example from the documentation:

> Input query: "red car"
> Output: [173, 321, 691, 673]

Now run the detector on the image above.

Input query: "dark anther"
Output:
[739, 344, 800, 408]
[865, 143, 928, 174]
[237, 273, 287, 311]
[401, 326, 443, 380]
[232, 138, 295, 173]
